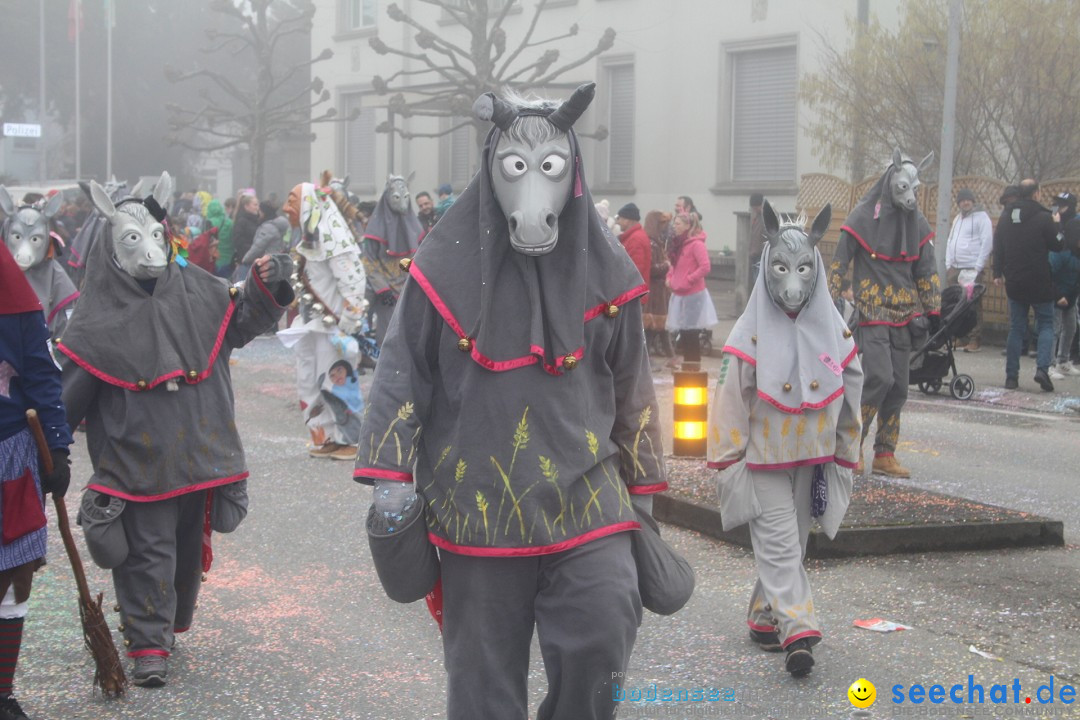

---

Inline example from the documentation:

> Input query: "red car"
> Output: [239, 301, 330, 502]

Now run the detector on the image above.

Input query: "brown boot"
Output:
[330, 444, 359, 461]
[309, 442, 344, 458]
[872, 454, 910, 478]
[963, 341, 981, 353]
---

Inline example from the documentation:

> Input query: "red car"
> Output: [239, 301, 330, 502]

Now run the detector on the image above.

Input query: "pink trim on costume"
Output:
[362, 234, 415, 257]
[249, 265, 287, 307]
[746, 456, 842, 471]
[874, 452, 895, 459]
[46, 291, 79, 324]
[722, 345, 757, 366]
[409, 262, 467, 336]
[841, 345, 858, 368]
[582, 284, 649, 321]
[757, 386, 845, 415]
[353, 467, 413, 482]
[128, 649, 170, 659]
[173, 626, 190, 634]
[56, 301, 236, 392]
[782, 630, 823, 648]
[747, 620, 777, 633]
[920, 231, 934, 248]
[573, 157, 583, 198]
[858, 316, 916, 328]
[834, 457, 858, 469]
[87, 472, 249, 503]
[374, 287, 394, 295]
[628, 482, 668, 495]
[841, 225, 921, 263]
[429, 521, 640, 557]
[707, 459, 740, 470]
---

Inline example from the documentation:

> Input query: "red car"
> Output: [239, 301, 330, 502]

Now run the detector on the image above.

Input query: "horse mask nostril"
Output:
[544, 212, 557, 230]
[508, 214, 520, 232]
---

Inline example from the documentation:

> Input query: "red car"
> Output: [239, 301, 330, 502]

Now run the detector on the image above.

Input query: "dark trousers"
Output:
[857, 324, 912, 456]
[441, 532, 641, 720]
[113, 491, 206, 656]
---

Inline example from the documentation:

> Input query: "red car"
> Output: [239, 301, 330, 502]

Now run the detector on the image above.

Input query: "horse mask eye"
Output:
[501, 155, 528, 177]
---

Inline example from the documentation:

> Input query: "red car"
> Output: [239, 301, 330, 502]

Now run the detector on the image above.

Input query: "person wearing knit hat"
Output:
[945, 187, 994, 352]
[616, 202, 640, 222]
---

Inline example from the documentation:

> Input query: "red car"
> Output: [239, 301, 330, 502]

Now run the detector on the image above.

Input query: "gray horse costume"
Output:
[57, 172, 293, 687]
[709, 201, 863, 677]
[0, 189, 79, 342]
[828, 149, 940, 477]
[361, 174, 423, 348]
[354, 84, 670, 720]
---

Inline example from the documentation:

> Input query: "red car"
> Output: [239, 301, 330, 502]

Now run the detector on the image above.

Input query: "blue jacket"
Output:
[0, 310, 72, 449]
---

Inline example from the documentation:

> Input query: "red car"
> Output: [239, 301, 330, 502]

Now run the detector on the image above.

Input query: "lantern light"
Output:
[672, 369, 708, 457]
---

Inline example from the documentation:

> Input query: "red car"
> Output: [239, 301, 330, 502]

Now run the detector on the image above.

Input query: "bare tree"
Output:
[369, 0, 614, 145]
[801, 0, 1080, 182]
[164, 0, 348, 193]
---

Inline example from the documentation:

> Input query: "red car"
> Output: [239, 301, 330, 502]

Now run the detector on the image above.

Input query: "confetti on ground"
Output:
[968, 645, 1003, 661]
[853, 618, 911, 632]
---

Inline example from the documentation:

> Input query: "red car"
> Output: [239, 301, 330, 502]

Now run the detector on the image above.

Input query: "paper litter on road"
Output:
[968, 645, 1003, 661]
[853, 618, 912, 632]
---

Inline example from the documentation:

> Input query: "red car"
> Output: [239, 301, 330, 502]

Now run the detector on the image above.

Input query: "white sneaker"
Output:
[1063, 362, 1080, 376]
[1049, 366, 1066, 381]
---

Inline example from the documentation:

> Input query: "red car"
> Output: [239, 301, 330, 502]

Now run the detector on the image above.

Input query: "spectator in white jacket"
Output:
[945, 187, 994, 352]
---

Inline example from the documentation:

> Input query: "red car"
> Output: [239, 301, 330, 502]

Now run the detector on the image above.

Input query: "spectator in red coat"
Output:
[615, 203, 651, 302]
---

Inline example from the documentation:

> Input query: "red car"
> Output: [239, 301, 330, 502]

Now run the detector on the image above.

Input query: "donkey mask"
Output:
[473, 83, 595, 256]
[888, 148, 934, 212]
[0, 189, 64, 271]
[761, 199, 832, 314]
[88, 171, 174, 280]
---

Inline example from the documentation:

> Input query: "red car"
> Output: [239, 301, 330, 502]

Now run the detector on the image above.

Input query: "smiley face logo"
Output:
[848, 678, 876, 708]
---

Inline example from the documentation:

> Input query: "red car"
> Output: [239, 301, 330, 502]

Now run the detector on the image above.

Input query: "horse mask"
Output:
[762, 200, 831, 314]
[474, 84, 593, 255]
[363, 174, 423, 257]
[841, 147, 935, 261]
[87, 171, 174, 280]
[0, 188, 64, 271]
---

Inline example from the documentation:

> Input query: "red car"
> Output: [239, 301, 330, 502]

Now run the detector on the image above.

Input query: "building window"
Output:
[729, 44, 796, 184]
[345, 0, 377, 30]
[599, 62, 635, 189]
[343, 94, 376, 192]
[441, 119, 476, 190]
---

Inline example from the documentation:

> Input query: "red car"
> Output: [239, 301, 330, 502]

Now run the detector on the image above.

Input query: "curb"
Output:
[654, 494, 1065, 559]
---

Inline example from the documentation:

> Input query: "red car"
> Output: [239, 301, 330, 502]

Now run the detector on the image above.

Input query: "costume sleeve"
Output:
[361, 239, 392, 296]
[19, 312, 72, 450]
[828, 230, 857, 301]
[353, 278, 440, 485]
[975, 213, 994, 274]
[606, 299, 667, 494]
[706, 354, 753, 470]
[914, 240, 941, 316]
[225, 270, 292, 349]
[59, 359, 97, 437]
[833, 352, 863, 467]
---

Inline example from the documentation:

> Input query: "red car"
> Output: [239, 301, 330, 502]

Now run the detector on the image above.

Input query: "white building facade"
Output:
[309, 0, 899, 251]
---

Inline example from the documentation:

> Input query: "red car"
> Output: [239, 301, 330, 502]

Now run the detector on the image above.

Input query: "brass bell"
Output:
[117, 624, 125, 632]
[302, 293, 314, 304]
[136, 380, 148, 391]
[562, 354, 578, 370]
[289, 273, 299, 283]
[604, 304, 619, 318]
[201, 574, 208, 582]
[321, 315, 335, 327]
[229, 286, 239, 298]
[399, 257, 413, 272]
[783, 383, 792, 392]
[124, 639, 131, 647]
[843, 329, 852, 339]
[810, 380, 820, 390]
[751, 335, 758, 344]
[187, 370, 199, 381]
[311, 302, 325, 314]
[457, 337, 473, 352]
[870, 253, 878, 259]
[113, 604, 121, 613]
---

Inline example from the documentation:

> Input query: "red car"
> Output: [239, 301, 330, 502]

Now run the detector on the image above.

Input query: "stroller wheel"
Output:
[950, 374, 975, 401]
[918, 380, 942, 395]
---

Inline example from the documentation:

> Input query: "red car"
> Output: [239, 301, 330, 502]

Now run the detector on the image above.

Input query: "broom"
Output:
[26, 409, 127, 697]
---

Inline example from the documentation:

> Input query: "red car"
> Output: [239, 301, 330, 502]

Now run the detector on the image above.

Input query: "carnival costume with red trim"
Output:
[1, 204, 79, 340]
[57, 196, 291, 662]
[354, 101, 666, 558]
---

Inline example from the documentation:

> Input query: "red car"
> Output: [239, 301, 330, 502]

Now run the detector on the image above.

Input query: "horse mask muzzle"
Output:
[475, 84, 595, 256]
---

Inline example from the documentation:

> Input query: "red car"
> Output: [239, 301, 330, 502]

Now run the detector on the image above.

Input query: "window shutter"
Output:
[607, 64, 635, 184]
[344, 95, 376, 189]
[449, 120, 474, 188]
[731, 45, 796, 183]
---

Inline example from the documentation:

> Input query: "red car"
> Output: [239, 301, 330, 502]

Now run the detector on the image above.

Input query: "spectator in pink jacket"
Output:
[666, 212, 717, 370]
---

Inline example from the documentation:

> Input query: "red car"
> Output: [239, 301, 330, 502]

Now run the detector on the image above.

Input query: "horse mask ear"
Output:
[891, 147, 904, 169]
[43, 191, 64, 220]
[808, 203, 831, 249]
[88, 180, 117, 223]
[473, 91, 516, 131]
[152, 171, 173, 209]
[0, 186, 14, 217]
[762, 198, 780, 238]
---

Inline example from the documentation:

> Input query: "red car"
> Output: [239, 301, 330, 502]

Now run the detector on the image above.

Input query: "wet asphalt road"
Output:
[19, 338, 1080, 719]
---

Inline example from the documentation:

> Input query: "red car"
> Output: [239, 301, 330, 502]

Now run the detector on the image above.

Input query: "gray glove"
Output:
[372, 479, 418, 533]
[261, 253, 295, 285]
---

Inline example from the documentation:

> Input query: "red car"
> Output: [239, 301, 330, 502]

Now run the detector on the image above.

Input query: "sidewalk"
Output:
[651, 279, 1071, 556]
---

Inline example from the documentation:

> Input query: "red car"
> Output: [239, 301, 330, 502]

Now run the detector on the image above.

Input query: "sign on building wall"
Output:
[2, 123, 42, 139]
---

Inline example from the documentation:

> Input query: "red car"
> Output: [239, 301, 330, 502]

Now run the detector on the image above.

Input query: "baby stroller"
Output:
[909, 283, 986, 400]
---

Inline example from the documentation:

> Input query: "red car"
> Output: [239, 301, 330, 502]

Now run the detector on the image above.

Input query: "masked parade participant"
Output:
[0, 189, 79, 345]
[0, 242, 73, 720]
[353, 84, 691, 720]
[277, 182, 368, 461]
[708, 201, 863, 677]
[56, 173, 293, 687]
[828, 149, 940, 477]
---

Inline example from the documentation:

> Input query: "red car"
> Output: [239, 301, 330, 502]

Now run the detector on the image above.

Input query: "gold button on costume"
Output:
[604, 304, 619, 318]
[562, 355, 578, 370]
[457, 337, 473, 352]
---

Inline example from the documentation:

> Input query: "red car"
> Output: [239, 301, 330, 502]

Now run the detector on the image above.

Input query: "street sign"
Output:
[2, 123, 42, 138]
